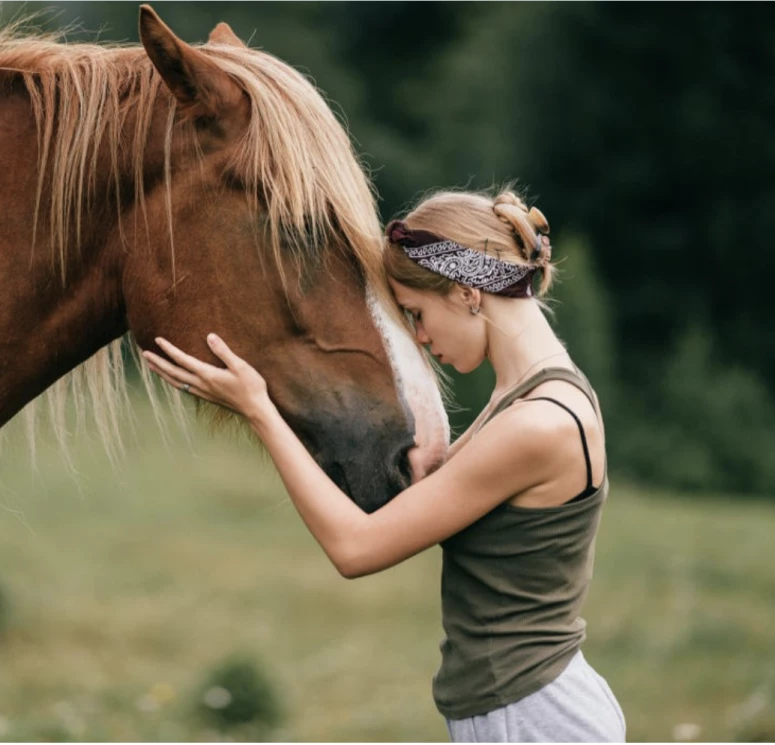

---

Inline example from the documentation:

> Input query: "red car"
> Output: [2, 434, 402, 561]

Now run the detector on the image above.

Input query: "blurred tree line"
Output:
[4, 2, 775, 496]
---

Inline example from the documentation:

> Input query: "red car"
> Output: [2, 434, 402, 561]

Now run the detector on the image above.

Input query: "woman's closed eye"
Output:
[403, 309, 421, 327]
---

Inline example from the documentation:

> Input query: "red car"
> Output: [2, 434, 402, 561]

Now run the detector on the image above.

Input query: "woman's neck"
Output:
[483, 297, 572, 399]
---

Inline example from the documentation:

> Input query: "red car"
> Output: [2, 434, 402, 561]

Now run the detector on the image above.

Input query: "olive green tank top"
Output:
[433, 365, 608, 720]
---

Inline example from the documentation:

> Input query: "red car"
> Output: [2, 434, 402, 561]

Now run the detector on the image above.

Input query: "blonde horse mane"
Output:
[0, 17, 408, 461]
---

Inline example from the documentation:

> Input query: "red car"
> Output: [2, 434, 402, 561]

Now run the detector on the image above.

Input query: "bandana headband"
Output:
[386, 220, 540, 298]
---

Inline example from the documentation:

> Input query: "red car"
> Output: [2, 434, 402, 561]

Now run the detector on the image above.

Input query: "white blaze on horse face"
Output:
[367, 288, 450, 480]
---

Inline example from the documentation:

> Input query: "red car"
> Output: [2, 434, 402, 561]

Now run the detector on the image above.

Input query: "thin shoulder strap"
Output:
[539, 366, 602, 424]
[475, 365, 602, 434]
[525, 396, 593, 492]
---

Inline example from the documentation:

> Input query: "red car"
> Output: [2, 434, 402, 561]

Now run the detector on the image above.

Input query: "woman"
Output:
[143, 188, 626, 742]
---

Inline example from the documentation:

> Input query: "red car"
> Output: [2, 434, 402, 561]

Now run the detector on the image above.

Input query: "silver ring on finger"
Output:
[181, 383, 191, 393]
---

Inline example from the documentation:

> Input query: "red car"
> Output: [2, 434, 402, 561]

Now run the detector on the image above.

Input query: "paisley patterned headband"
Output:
[385, 220, 543, 299]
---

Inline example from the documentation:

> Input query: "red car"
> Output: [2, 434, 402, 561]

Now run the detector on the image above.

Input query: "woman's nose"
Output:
[415, 325, 430, 345]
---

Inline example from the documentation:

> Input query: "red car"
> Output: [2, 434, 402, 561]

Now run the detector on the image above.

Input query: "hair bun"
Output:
[492, 192, 526, 232]
[493, 191, 528, 212]
[492, 190, 552, 268]
[385, 219, 410, 245]
[533, 234, 552, 267]
[528, 206, 550, 235]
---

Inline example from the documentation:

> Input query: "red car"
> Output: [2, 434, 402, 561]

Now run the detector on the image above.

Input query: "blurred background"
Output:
[1, 1, 774, 741]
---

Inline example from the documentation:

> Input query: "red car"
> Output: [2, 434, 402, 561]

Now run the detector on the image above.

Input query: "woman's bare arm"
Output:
[143, 335, 564, 580]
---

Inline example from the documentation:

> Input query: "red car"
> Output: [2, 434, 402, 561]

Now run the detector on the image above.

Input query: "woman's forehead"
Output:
[388, 280, 455, 309]
[387, 279, 421, 306]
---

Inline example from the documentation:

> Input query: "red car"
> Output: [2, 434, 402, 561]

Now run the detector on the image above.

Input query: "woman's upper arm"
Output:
[344, 405, 561, 577]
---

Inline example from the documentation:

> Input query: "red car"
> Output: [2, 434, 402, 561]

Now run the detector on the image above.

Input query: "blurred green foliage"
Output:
[2, 1, 774, 494]
[197, 654, 283, 736]
[615, 323, 775, 494]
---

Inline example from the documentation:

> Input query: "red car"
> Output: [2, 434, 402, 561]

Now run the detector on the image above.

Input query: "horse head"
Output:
[120, 7, 449, 511]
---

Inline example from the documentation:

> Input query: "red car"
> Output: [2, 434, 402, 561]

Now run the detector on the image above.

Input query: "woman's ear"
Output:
[458, 285, 481, 311]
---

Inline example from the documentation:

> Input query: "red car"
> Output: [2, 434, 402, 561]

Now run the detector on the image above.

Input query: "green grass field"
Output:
[1, 399, 774, 742]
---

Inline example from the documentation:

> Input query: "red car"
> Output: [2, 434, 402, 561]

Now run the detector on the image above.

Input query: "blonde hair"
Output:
[384, 187, 555, 298]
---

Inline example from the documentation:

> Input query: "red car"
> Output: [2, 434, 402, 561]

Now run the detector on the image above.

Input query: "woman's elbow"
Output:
[336, 561, 363, 580]
[332, 529, 373, 579]
[335, 544, 385, 579]
[335, 552, 370, 579]
[329, 519, 394, 579]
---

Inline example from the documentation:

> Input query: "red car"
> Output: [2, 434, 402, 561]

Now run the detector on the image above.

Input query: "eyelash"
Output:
[404, 309, 421, 327]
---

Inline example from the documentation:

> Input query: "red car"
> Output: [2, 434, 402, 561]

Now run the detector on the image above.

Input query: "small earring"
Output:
[469, 305, 480, 315]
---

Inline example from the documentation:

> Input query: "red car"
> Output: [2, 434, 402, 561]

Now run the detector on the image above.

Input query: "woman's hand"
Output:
[142, 334, 276, 424]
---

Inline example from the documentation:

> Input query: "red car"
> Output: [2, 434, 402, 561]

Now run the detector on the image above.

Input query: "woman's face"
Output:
[388, 279, 486, 373]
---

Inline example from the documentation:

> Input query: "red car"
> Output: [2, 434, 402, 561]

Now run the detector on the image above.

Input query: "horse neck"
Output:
[0, 74, 169, 426]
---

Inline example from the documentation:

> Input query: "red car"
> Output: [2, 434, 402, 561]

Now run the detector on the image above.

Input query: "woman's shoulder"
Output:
[499, 378, 606, 507]
[496, 390, 587, 449]
[447, 366, 605, 467]
[435, 373, 606, 510]
[469, 395, 580, 473]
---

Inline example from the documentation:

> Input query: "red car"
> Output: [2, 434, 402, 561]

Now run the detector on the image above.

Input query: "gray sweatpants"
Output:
[445, 651, 626, 743]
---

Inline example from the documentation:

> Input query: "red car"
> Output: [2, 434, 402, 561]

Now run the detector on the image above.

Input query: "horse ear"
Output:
[139, 5, 246, 125]
[209, 22, 247, 49]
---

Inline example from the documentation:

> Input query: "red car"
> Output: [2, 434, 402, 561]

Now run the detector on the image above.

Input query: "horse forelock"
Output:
[0, 20, 387, 292]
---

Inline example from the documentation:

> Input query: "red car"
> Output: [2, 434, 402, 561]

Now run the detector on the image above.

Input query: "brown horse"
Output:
[0, 6, 449, 512]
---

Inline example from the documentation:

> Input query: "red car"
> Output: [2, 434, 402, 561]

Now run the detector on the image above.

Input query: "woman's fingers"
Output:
[143, 352, 197, 388]
[146, 360, 217, 403]
[144, 334, 269, 421]
[155, 337, 214, 377]
[143, 350, 200, 388]
[206, 333, 245, 372]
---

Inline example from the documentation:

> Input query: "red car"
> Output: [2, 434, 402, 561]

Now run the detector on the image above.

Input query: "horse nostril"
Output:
[390, 442, 414, 491]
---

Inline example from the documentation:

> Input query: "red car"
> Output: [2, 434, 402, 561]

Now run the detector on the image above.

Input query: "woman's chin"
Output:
[456, 357, 485, 375]
[437, 354, 479, 374]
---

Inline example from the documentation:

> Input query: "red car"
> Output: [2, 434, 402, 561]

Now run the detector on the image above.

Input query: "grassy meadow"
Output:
[0, 396, 774, 742]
